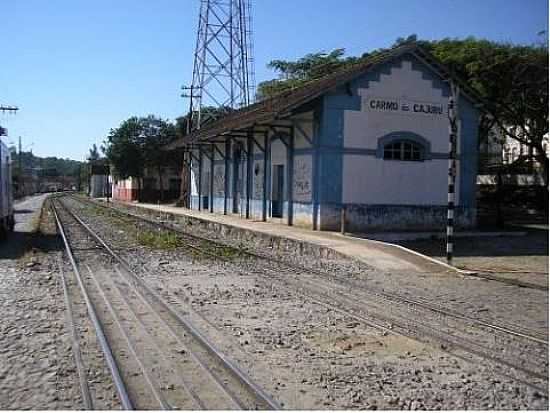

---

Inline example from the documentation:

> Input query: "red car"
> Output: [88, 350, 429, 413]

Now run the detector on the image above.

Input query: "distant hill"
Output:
[9, 149, 85, 177]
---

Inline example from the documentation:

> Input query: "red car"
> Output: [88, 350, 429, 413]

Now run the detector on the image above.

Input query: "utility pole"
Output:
[78, 164, 82, 192]
[446, 82, 460, 266]
[0, 105, 19, 137]
[0, 105, 19, 114]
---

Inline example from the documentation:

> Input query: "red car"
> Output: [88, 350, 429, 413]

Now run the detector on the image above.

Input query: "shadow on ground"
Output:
[398, 226, 548, 259]
[0, 230, 61, 260]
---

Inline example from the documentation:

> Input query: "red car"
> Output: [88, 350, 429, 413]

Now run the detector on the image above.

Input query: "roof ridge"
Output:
[165, 41, 481, 150]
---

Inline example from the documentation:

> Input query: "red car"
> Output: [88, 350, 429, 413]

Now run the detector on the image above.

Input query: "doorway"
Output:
[271, 164, 284, 218]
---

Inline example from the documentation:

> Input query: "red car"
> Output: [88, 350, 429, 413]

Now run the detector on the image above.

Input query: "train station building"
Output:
[167, 44, 481, 232]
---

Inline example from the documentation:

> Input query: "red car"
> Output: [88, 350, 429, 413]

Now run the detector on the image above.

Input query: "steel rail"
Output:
[58, 198, 281, 411]
[285, 272, 549, 382]
[60, 200, 233, 410]
[76, 195, 548, 346]
[266, 275, 550, 396]
[51, 202, 134, 410]
[84, 264, 172, 410]
[107, 266, 207, 410]
[111, 266, 242, 410]
[68, 197, 549, 387]
[57, 254, 93, 410]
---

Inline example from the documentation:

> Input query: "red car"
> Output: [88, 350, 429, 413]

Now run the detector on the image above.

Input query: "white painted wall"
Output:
[342, 59, 461, 205]
[294, 112, 315, 150]
[344, 155, 460, 205]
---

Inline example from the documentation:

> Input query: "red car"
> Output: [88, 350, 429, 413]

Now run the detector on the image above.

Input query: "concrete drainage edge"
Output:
[345, 234, 477, 275]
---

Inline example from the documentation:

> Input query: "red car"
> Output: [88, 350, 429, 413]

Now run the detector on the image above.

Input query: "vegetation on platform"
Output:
[136, 230, 183, 249]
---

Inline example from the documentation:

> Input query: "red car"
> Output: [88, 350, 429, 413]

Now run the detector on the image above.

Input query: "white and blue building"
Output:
[169, 44, 481, 232]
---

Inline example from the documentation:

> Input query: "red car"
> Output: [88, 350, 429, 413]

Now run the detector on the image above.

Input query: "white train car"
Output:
[0, 140, 14, 236]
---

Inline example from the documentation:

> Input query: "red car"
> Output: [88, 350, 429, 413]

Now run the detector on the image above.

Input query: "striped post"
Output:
[447, 83, 460, 265]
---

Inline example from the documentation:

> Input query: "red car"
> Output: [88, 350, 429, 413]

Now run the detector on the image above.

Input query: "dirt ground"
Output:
[73, 197, 548, 410]
[1, 196, 548, 410]
[398, 225, 549, 288]
[0, 195, 82, 409]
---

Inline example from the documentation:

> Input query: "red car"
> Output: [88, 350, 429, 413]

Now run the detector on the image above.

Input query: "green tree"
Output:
[103, 115, 180, 200]
[103, 116, 145, 181]
[87, 144, 101, 162]
[257, 49, 360, 100]
[417, 37, 549, 197]
[141, 115, 179, 200]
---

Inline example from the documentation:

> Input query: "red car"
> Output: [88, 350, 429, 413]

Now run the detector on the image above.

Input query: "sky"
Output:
[0, 0, 547, 161]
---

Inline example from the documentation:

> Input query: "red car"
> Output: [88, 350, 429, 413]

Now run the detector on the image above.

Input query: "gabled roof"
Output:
[166, 43, 483, 150]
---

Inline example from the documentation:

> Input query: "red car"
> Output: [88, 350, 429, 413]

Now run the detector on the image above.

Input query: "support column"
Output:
[262, 132, 269, 222]
[246, 131, 254, 219]
[224, 139, 231, 215]
[198, 147, 203, 211]
[312, 112, 320, 230]
[180, 150, 191, 208]
[286, 129, 295, 226]
[209, 144, 215, 213]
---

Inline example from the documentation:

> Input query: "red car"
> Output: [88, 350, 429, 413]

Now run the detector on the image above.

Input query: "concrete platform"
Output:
[109, 200, 457, 273]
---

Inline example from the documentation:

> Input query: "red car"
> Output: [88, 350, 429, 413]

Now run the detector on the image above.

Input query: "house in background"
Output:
[89, 162, 111, 198]
[167, 44, 481, 232]
[111, 166, 182, 203]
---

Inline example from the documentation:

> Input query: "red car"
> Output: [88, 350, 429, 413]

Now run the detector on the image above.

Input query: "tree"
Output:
[87, 144, 101, 162]
[103, 117, 145, 181]
[257, 49, 360, 100]
[103, 115, 180, 201]
[416, 37, 549, 203]
[141, 115, 179, 201]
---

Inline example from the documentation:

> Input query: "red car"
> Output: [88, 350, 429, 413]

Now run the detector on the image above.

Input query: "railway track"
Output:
[68, 195, 549, 394]
[52, 198, 280, 410]
[74, 196, 548, 341]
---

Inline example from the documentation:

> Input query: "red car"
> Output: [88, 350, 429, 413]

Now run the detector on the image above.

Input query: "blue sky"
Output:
[0, 0, 547, 161]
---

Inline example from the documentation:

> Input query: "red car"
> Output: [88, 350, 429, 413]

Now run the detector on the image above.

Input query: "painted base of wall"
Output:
[343, 204, 476, 232]
[189, 197, 474, 232]
[113, 188, 139, 202]
[190, 196, 315, 228]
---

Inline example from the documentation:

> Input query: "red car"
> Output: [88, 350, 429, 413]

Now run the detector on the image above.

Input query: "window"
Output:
[383, 140, 423, 161]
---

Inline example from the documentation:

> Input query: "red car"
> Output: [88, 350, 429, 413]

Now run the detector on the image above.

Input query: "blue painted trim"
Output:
[312, 105, 321, 230]
[294, 147, 314, 155]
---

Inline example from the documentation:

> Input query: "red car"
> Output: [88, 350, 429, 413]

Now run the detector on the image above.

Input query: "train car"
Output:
[0, 140, 15, 237]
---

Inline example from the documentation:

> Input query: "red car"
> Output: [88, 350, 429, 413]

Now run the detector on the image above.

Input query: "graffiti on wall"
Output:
[253, 160, 264, 199]
[293, 156, 312, 202]
[213, 165, 225, 195]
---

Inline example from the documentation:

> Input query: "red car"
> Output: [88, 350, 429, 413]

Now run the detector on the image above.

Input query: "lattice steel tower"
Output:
[184, 0, 256, 130]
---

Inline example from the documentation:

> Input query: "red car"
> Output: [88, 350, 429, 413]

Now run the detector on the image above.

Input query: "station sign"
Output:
[363, 96, 446, 117]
